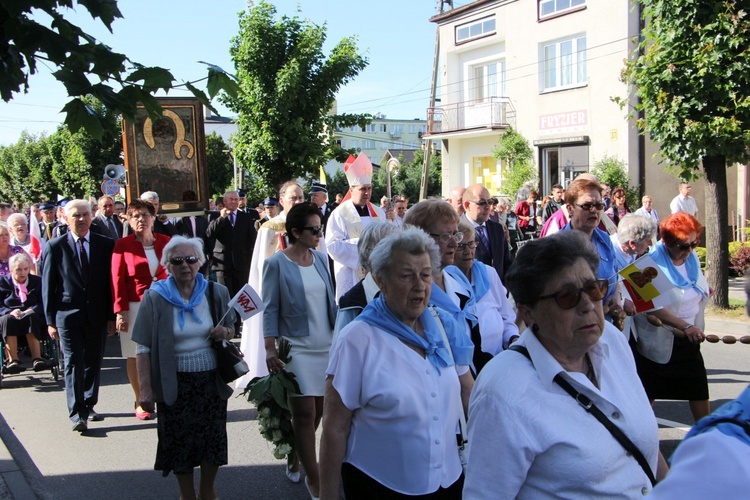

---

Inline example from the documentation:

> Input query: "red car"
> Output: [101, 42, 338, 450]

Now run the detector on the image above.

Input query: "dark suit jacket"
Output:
[205, 210, 257, 279]
[0, 274, 44, 317]
[39, 221, 59, 242]
[90, 214, 123, 240]
[174, 215, 212, 263]
[319, 203, 334, 233]
[41, 231, 115, 329]
[464, 215, 512, 282]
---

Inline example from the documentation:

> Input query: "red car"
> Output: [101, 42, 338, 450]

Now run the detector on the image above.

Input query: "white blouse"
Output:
[327, 320, 463, 495]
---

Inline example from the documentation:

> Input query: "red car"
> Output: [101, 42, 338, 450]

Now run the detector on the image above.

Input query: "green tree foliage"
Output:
[0, 97, 121, 202]
[372, 149, 442, 203]
[492, 128, 536, 197]
[1, 0, 239, 140]
[620, 0, 750, 307]
[205, 133, 234, 199]
[591, 155, 640, 208]
[225, 1, 369, 191]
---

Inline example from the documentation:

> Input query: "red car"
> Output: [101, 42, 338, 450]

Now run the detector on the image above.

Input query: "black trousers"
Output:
[58, 321, 107, 421]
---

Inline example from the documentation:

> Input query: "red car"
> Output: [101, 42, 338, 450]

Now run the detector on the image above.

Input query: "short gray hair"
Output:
[9, 252, 32, 270]
[140, 191, 159, 202]
[506, 231, 599, 306]
[6, 212, 27, 228]
[64, 199, 91, 217]
[617, 214, 657, 245]
[160, 236, 205, 269]
[369, 228, 440, 283]
[358, 221, 401, 273]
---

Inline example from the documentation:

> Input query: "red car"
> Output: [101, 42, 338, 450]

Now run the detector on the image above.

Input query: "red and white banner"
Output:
[227, 284, 264, 321]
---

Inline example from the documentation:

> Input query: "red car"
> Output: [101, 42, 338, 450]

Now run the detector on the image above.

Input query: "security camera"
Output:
[103, 164, 126, 183]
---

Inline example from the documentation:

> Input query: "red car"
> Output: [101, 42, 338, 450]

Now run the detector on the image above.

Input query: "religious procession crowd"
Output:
[1, 152, 748, 499]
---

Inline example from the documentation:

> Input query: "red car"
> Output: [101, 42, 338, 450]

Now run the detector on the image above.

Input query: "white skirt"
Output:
[119, 301, 141, 359]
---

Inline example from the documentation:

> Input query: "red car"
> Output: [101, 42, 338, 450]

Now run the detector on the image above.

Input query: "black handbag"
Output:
[208, 282, 249, 383]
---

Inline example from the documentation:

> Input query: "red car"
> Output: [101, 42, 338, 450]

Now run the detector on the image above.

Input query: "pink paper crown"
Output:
[344, 153, 373, 186]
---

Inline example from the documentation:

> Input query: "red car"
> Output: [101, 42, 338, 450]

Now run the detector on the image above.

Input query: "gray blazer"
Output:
[132, 282, 237, 405]
[262, 249, 337, 338]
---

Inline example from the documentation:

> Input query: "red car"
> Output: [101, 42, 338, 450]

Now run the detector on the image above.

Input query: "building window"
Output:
[456, 16, 496, 44]
[472, 156, 501, 194]
[380, 141, 390, 149]
[540, 35, 586, 92]
[349, 139, 359, 148]
[418, 125, 427, 133]
[365, 124, 376, 132]
[380, 124, 387, 132]
[408, 124, 417, 134]
[362, 140, 376, 149]
[539, 0, 586, 19]
[350, 126, 359, 132]
[471, 61, 504, 101]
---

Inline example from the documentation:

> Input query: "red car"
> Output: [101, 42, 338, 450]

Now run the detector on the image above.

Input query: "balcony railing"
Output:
[426, 97, 516, 135]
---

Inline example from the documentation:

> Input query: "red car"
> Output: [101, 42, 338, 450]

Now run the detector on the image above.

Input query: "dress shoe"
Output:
[87, 409, 103, 421]
[72, 418, 88, 432]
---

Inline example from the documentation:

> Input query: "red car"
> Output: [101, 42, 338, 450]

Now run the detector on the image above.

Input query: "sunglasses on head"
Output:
[576, 202, 605, 211]
[303, 226, 323, 235]
[537, 279, 609, 310]
[676, 240, 699, 251]
[169, 256, 199, 265]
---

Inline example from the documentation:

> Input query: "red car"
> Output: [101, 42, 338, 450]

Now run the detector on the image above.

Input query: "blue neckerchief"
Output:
[357, 295, 454, 373]
[150, 274, 209, 330]
[471, 261, 491, 301]
[650, 242, 707, 298]
[672, 385, 750, 463]
[432, 266, 478, 328]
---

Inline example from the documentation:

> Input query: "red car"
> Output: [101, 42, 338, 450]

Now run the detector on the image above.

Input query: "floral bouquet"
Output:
[241, 339, 301, 466]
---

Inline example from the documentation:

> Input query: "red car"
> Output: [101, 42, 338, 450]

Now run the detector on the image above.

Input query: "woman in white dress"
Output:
[263, 202, 337, 498]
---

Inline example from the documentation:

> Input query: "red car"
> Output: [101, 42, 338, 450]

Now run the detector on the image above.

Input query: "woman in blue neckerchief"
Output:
[633, 212, 711, 422]
[319, 228, 473, 499]
[133, 236, 237, 500]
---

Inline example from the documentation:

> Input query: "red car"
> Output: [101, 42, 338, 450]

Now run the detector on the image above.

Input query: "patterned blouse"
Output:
[0, 246, 28, 277]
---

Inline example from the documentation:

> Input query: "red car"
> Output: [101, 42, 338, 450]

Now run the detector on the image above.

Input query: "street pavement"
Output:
[1, 283, 748, 499]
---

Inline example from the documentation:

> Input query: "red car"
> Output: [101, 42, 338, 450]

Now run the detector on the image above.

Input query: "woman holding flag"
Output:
[633, 212, 711, 422]
[262, 202, 336, 497]
[133, 236, 237, 500]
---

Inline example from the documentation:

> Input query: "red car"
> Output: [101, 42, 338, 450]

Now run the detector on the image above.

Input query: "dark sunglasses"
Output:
[676, 240, 699, 251]
[169, 256, 199, 265]
[537, 279, 609, 310]
[576, 202, 605, 211]
[469, 200, 489, 207]
[303, 226, 323, 236]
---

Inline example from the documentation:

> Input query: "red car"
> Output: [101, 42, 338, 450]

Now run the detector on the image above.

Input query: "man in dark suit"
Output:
[139, 191, 177, 237]
[90, 195, 123, 240]
[462, 183, 512, 282]
[309, 182, 333, 233]
[41, 199, 115, 432]
[205, 190, 257, 307]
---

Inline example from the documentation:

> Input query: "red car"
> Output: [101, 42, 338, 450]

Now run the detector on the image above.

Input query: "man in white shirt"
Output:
[325, 153, 385, 300]
[393, 198, 407, 228]
[669, 182, 698, 217]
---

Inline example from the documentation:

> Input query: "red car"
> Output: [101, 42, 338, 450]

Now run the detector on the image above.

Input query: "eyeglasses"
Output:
[302, 226, 323, 236]
[469, 200, 489, 207]
[676, 240, 699, 251]
[130, 212, 151, 219]
[457, 240, 477, 250]
[430, 231, 464, 244]
[169, 256, 199, 266]
[537, 279, 609, 310]
[576, 202, 605, 211]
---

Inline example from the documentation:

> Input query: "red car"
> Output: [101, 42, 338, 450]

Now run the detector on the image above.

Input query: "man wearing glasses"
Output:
[461, 184, 512, 282]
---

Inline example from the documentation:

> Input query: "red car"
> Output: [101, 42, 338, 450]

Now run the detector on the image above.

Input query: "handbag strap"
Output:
[207, 281, 218, 327]
[431, 308, 468, 445]
[509, 344, 656, 486]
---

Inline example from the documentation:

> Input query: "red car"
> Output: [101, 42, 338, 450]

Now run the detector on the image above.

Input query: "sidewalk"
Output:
[0, 431, 35, 500]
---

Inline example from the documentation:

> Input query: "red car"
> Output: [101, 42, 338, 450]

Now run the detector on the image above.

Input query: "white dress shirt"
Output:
[470, 263, 518, 353]
[669, 194, 698, 216]
[464, 323, 659, 498]
[328, 319, 463, 495]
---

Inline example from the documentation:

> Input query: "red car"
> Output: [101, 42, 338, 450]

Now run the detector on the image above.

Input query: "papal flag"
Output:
[619, 254, 682, 313]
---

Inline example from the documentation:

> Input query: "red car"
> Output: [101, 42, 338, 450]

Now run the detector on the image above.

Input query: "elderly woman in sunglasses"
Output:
[133, 236, 237, 500]
[464, 231, 668, 498]
[403, 200, 485, 374]
[561, 177, 622, 318]
[263, 202, 336, 498]
[632, 212, 711, 423]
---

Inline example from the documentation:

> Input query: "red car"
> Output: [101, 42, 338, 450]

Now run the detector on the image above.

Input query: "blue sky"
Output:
[0, 0, 451, 145]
